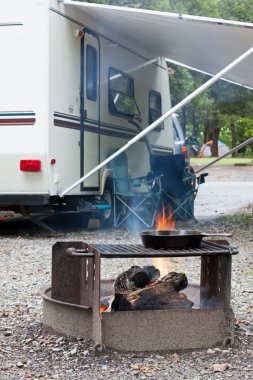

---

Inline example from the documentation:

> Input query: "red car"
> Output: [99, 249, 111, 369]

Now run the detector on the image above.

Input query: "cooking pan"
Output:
[140, 229, 232, 250]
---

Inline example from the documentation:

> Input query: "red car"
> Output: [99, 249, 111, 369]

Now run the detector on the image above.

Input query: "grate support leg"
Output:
[200, 254, 232, 307]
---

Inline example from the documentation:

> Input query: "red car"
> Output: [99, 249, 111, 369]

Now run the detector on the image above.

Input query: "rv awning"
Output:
[62, 1, 253, 89]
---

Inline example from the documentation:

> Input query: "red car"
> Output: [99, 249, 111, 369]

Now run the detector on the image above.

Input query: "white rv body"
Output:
[0, 0, 175, 215]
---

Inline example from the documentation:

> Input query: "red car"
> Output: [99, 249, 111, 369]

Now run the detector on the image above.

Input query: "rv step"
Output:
[91, 204, 112, 210]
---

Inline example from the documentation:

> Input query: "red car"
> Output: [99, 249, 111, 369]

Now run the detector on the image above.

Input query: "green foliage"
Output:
[84, 0, 253, 20]
[218, 0, 253, 22]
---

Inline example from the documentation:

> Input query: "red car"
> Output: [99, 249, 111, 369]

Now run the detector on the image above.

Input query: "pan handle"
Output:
[202, 233, 232, 237]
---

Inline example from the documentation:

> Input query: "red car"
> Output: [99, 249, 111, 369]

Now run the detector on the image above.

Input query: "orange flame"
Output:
[148, 280, 156, 287]
[155, 205, 175, 230]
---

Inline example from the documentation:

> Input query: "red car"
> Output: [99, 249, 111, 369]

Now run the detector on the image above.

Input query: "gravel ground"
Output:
[0, 210, 253, 380]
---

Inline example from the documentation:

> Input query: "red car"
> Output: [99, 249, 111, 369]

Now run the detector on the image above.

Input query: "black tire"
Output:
[100, 178, 114, 228]
[185, 165, 196, 191]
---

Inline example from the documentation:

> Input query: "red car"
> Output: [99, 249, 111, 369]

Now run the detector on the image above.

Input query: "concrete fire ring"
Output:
[41, 284, 235, 352]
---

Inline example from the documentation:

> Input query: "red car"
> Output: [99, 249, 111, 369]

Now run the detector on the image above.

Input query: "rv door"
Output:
[80, 31, 100, 190]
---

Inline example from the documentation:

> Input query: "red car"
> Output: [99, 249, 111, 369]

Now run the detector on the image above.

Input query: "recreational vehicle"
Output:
[1, 0, 253, 227]
[0, 0, 178, 227]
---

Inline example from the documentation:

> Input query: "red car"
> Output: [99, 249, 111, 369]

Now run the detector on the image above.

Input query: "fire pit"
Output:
[41, 240, 238, 352]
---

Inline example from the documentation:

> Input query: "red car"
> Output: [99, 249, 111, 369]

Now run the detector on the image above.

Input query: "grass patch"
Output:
[218, 207, 253, 225]
[246, 270, 253, 277]
[190, 157, 253, 166]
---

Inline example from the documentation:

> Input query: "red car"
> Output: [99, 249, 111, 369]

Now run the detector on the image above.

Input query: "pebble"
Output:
[4, 331, 12, 336]
[0, 217, 252, 380]
[207, 349, 215, 354]
[55, 337, 64, 344]
[70, 347, 77, 355]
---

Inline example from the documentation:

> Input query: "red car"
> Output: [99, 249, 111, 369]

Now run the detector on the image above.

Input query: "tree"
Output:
[218, 0, 253, 22]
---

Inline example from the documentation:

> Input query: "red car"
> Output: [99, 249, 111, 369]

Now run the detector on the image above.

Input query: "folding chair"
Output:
[150, 154, 207, 221]
[109, 152, 162, 228]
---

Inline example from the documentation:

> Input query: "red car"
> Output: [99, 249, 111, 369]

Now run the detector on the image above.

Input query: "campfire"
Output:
[99, 207, 193, 312]
[155, 205, 175, 230]
[152, 205, 180, 276]
[43, 240, 238, 351]
[100, 265, 193, 312]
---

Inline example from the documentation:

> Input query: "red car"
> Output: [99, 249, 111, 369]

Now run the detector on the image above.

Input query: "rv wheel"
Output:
[185, 165, 196, 190]
[100, 178, 114, 228]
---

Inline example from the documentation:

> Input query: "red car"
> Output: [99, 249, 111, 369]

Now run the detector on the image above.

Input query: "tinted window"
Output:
[149, 90, 164, 131]
[109, 68, 140, 118]
[86, 45, 97, 101]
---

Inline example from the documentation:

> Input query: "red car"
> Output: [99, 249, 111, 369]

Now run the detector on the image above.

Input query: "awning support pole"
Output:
[59, 46, 253, 197]
[194, 136, 253, 174]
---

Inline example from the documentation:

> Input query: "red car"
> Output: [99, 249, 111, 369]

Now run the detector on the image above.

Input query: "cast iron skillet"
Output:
[140, 229, 232, 250]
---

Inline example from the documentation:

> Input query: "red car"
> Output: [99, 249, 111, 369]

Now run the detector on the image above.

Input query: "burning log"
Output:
[154, 271, 188, 291]
[114, 265, 160, 293]
[111, 272, 194, 311]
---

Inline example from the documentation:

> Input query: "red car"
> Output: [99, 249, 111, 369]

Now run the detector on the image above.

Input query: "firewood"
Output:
[111, 272, 193, 311]
[114, 265, 160, 293]
[153, 271, 188, 291]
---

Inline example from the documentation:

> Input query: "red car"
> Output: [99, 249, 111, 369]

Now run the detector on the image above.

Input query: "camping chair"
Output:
[150, 153, 207, 221]
[109, 152, 162, 228]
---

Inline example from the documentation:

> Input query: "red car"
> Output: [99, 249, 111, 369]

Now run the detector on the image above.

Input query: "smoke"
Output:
[200, 286, 226, 308]
[116, 196, 156, 231]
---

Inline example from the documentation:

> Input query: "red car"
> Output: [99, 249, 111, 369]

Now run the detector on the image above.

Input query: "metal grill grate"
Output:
[91, 241, 238, 258]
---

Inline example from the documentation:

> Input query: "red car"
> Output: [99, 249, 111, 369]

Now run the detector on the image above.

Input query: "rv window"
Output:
[149, 90, 164, 132]
[86, 45, 97, 101]
[108, 68, 140, 118]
